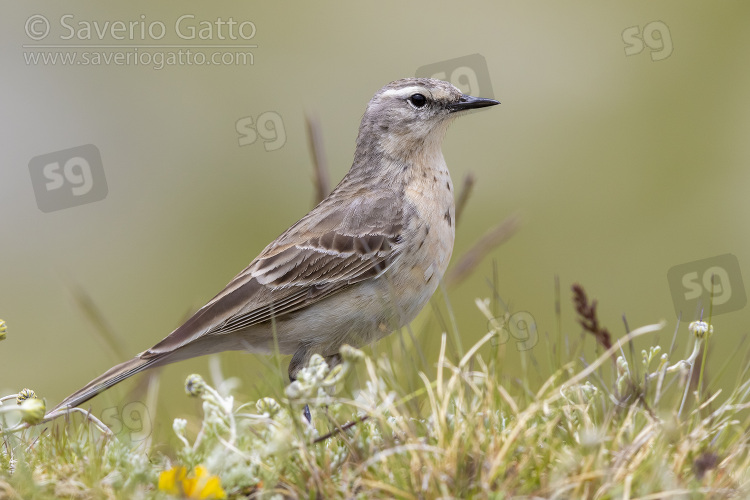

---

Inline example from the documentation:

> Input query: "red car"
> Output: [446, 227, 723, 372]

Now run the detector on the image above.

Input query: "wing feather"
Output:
[142, 187, 406, 357]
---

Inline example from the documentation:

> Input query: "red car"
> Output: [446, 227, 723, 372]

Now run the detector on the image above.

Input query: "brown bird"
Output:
[50, 77, 499, 414]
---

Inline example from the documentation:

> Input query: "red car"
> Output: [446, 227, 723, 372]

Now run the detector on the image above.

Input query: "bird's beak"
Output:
[449, 95, 500, 113]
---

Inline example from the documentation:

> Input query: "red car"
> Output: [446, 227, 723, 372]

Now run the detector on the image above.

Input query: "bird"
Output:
[50, 77, 499, 414]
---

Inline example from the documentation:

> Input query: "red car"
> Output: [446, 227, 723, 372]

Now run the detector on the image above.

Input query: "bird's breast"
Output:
[386, 160, 455, 324]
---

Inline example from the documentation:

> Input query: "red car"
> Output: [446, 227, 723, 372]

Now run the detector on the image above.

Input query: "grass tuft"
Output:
[2, 289, 750, 498]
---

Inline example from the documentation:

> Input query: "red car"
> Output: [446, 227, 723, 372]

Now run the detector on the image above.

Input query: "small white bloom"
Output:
[16, 388, 36, 404]
[689, 321, 713, 338]
[185, 373, 206, 396]
[173, 418, 187, 436]
[20, 398, 45, 425]
[285, 381, 304, 399]
[256, 397, 280, 417]
[340, 344, 365, 362]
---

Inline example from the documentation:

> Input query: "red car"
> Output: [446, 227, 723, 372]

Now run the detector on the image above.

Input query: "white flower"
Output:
[185, 373, 206, 396]
[689, 321, 713, 338]
[340, 344, 365, 362]
[173, 418, 187, 436]
[20, 398, 45, 425]
[16, 388, 36, 404]
[256, 397, 280, 417]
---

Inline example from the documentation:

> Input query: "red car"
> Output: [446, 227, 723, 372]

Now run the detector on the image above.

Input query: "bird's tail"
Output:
[49, 356, 159, 414]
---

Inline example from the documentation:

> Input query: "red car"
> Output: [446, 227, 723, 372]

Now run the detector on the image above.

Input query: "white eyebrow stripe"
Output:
[380, 86, 426, 99]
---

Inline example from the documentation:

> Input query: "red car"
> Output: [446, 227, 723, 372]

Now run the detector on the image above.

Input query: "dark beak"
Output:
[449, 95, 500, 113]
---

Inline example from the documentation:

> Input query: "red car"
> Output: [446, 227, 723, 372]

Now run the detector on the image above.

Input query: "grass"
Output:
[2, 282, 750, 499]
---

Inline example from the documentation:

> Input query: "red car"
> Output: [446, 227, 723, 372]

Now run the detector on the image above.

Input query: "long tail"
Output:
[49, 356, 160, 414]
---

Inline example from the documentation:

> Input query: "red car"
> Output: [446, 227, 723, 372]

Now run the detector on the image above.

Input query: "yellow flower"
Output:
[159, 466, 187, 495]
[158, 465, 226, 499]
[183, 466, 226, 499]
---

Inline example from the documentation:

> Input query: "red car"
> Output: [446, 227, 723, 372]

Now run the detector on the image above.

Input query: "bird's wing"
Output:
[142, 187, 405, 357]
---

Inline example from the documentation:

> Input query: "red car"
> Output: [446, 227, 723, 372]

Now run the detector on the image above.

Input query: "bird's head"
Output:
[356, 78, 499, 163]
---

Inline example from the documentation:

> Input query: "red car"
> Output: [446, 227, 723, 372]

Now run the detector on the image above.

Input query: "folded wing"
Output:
[142, 187, 406, 357]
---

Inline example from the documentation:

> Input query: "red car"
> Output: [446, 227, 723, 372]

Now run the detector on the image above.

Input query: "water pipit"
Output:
[51, 77, 499, 413]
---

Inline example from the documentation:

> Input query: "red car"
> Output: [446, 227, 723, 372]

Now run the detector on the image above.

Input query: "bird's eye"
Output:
[409, 93, 427, 108]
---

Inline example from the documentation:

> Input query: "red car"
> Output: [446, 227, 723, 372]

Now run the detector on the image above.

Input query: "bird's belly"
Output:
[266, 221, 454, 357]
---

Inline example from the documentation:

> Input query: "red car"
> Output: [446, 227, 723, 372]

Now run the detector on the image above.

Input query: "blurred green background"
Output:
[2, 2, 750, 440]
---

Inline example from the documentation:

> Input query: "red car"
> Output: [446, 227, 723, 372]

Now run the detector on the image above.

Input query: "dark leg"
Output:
[324, 352, 342, 370]
[288, 346, 308, 382]
[288, 348, 342, 424]
[289, 347, 312, 423]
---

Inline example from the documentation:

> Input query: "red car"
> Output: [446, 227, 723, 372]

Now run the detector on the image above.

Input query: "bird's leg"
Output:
[302, 404, 312, 423]
[288, 349, 343, 424]
[318, 352, 342, 430]
[288, 371, 312, 424]
[289, 346, 313, 424]
[324, 352, 342, 371]
[288, 346, 307, 382]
